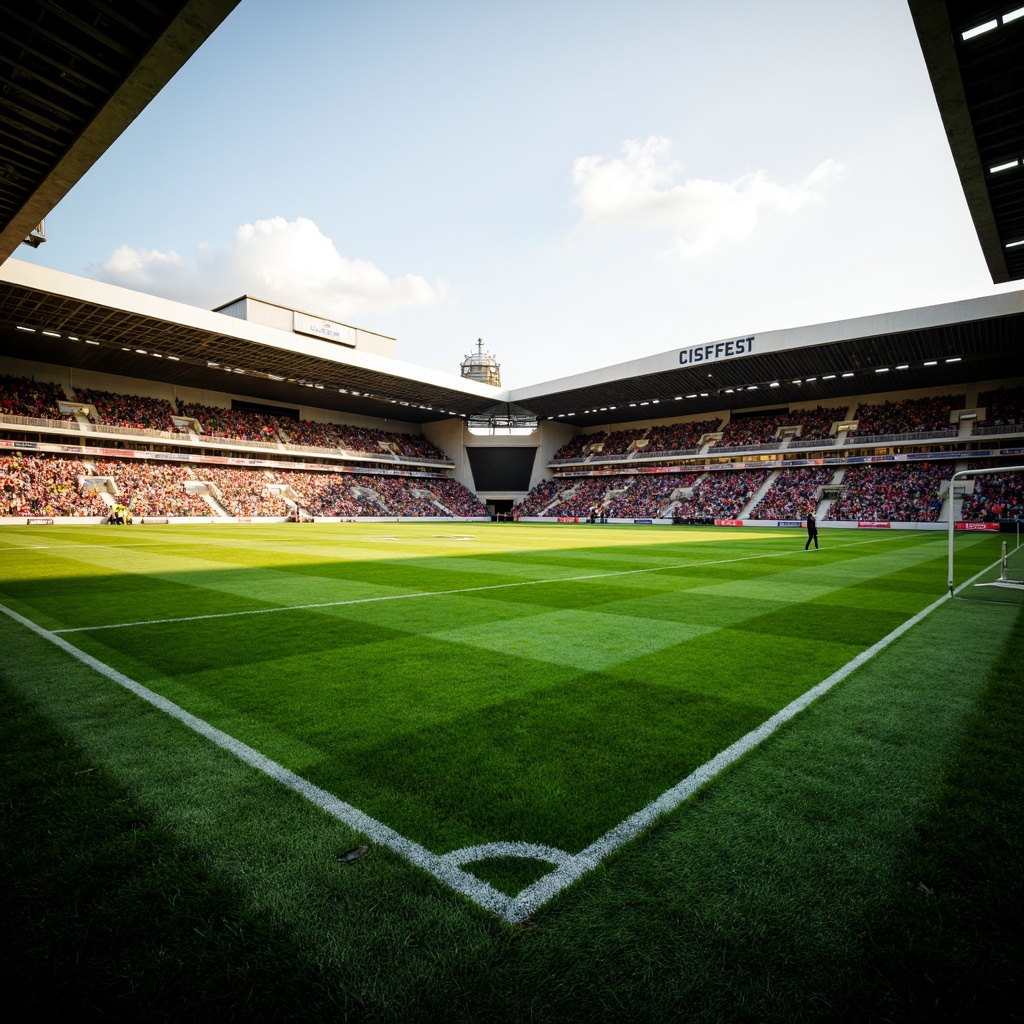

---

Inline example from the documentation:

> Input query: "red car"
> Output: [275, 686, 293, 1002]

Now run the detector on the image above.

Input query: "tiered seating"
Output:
[334, 424, 448, 461]
[978, 386, 1024, 428]
[595, 428, 647, 456]
[276, 469, 362, 517]
[680, 470, 768, 518]
[795, 406, 844, 441]
[196, 466, 290, 516]
[551, 433, 608, 461]
[517, 478, 565, 514]
[605, 473, 700, 518]
[644, 419, 720, 452]
[424, 478, 488, 516]
[716, 414, 793, 447]
[543, 478, 612, 518]
[0, 374, 71, 421]
[748, 467, 833, 520]
[849, 395, 960, 437]
[277, 419, 350, 448]
[177, 403, 283, 443]
[961, 469, 1024, 521]
[825, 463, 951, 522]
[75, 388, 176, 431]
[95, 459, 210, 517]
[1, 453, 108, 516]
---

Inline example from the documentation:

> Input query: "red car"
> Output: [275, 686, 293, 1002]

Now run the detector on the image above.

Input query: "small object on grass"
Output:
[917, 880, 935, 896]
[337, 844, 369, 863]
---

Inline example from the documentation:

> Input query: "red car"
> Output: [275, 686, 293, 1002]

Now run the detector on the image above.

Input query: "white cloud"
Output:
[572, 137, 843, 256]
[92, 216, 445, 318]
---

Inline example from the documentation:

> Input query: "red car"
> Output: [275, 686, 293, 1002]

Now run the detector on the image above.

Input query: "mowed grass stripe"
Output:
[26, 526, 998, 857]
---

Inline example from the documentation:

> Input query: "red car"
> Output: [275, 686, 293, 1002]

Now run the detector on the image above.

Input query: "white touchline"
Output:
[52, 536, 903, 635]
[0, 540, 992, 925]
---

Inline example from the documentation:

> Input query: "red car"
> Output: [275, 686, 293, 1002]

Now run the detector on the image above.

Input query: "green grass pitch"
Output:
[1, 522, 1020, 1021]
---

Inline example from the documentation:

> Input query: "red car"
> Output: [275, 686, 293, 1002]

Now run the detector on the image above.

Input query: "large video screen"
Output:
[465, 447, 538, 491]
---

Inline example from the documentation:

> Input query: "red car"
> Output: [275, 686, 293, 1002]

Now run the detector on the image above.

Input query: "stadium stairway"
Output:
[740, 471, 780, 518]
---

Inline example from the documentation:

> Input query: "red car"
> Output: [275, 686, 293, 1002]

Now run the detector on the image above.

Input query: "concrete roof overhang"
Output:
[0, 259, 504, 424]
[0, 0, 241, 265]
[3, 258, 1022, 429]
[507, 291, 1024, 427]
[910, 0, 1024, 282]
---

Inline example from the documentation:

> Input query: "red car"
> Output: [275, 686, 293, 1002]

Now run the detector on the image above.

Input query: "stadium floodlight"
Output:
[924, 360, 937, 366]
[84, 339, 99, 345]
[823, 374, 835, 380]
[16, 325, 35, 332]
[990, 159, 1020, 173]
[946, 357, 961, 363]
[875, 367, 889, 373]
[962, 18, 997, 40]
[842, 372, 854, 377]
[1005, 6, 1024, 23]
[42, 330, 60, 337]
[1006, 239, 1024, 248]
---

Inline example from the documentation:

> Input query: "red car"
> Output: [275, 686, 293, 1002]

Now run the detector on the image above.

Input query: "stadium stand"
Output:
[825, 463, 951, 523]
[0, 374, 72, 422]
[848, 394, 961, 438]
[1, 453, 108, 517]
[748, 467, 834, 520]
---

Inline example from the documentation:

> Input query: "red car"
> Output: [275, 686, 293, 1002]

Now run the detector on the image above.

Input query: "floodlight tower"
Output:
[460, 338, 501, 387]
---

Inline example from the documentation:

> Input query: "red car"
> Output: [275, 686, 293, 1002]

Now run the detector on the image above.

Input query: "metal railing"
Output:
[843, 427, 957, 444]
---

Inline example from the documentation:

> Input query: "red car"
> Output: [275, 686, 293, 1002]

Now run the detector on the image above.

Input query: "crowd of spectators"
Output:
[0, 374, 71, 421]
[517, 478, 566, 514]
[177, 403, 282, 443]
[1, 453, 108, 517]
[849, 395, 960, 437]
[76, 388, 177, 431]
[278, 419, 349, 448]
[680, 470, 769, 519]
[543, 478, 613, 518]
[551, 433, 608, 461]
[748, 467, 833, 520]
[605, 472, 701, 518]
[795, 406, 845, 441]
[644, 419, 720, 452]
[196, 466, 291, 516]
[960, 468, 1024, 522]
[825, 463, 951, 522]
[717, 413, 795, 448]
[978, 386, 1024, 429]
[95, 459, 210, 517]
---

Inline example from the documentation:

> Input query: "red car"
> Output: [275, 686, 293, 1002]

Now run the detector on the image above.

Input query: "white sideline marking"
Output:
[52, 541, 893, 634]
[2, 542, 993, 925]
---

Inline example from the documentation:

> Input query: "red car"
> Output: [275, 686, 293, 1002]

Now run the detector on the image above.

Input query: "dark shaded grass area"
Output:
[0, 681, 347, 1022]
[828, 608, 1024, 1023]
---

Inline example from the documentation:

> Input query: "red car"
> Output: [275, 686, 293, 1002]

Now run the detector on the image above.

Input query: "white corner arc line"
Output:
[0, 601, 514, 921]
[0, 546, 995, 925]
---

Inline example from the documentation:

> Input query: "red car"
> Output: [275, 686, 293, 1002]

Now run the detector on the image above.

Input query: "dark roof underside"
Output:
[911, 0, 1024, 281]
[0, 0, 240, 264]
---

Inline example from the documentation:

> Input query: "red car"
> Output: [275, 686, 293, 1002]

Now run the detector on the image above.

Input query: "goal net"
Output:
[948, 465, 1024, 605]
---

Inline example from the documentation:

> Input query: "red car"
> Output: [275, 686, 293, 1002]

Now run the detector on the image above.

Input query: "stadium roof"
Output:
[0, 259, 503, 424]
[3, 257, 1023, 429]
[910, 0, 1024, 282]
[0, 0, 240, 265]
[1, 1, 1023, 432]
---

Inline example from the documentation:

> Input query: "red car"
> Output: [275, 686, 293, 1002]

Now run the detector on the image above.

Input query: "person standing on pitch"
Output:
[805, 509, 818, 550]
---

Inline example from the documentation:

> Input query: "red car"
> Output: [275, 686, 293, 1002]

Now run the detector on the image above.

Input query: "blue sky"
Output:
[18, 0, 1014, 387]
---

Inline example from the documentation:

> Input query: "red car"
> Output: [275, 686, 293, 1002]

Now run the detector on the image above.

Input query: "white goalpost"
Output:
[947, 464, 1024, 595]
